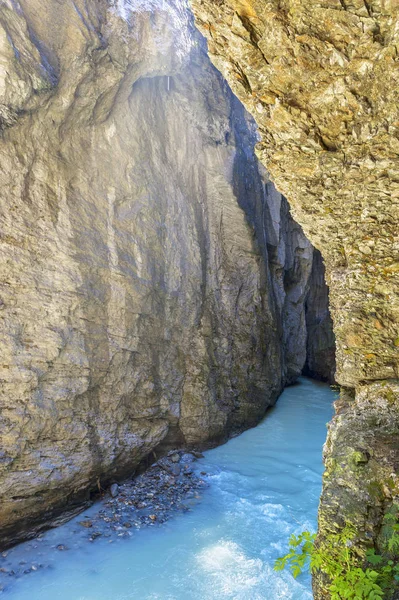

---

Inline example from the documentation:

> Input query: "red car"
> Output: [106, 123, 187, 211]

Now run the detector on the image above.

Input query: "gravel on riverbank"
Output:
[0, 450, 208, 592]
[80, 450, 208, 537]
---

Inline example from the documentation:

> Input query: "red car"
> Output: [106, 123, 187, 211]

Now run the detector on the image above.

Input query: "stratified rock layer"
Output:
[0, 0, 333, 548]
[190, 0, 399, 596]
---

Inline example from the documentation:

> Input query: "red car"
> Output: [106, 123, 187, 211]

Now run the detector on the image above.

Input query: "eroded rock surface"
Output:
[0, 0, 333, 548]
[190, 0, 399, 596]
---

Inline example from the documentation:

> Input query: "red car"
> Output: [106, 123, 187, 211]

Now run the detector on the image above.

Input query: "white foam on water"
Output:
[197, 540, 263, 594]
[196, 540, 314, 600]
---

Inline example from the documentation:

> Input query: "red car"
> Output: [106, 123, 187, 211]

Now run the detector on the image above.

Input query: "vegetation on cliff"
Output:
[275, 505, 399, 599]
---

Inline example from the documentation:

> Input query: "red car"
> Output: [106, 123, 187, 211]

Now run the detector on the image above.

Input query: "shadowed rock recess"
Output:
[190, 0, 399, 597]
[0, 0, 334, 548]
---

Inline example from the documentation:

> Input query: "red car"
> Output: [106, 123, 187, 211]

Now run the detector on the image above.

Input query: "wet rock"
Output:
[78, 521, 92, 529]
[110, 484, 119, 499]
[191, 452, 204, 459]
[180, 453, 196, 464]
[75, 448, 211, 545]
[169, 464, 181, 477]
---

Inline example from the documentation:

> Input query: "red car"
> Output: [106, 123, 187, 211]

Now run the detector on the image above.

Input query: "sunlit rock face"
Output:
[0, 0, 333, 548]
[189, 0, 399, 596]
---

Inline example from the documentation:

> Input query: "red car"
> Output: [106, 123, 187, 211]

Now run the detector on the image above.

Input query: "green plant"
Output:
[274, 506, 399, 599]
[274, 531, 316, 578]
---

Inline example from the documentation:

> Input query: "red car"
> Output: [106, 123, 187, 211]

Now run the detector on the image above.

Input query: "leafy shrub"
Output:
[274, 506, 399, 599]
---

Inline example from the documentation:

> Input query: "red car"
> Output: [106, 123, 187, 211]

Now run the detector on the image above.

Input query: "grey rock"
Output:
[190, 451, 204, 459]
[169, 464, 181, 477]
[180, 453, 196, 463]
[110, 484, 119, 499]
[303, 251, 336, 383]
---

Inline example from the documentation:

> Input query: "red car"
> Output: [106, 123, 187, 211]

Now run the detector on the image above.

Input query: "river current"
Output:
[1, 377, 335, 600]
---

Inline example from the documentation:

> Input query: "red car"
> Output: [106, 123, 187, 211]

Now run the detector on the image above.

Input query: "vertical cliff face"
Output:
[189, 0, 399, 596]
[0, 0, 333, 548]
[228, 94, 334, 386]
[304, 250, 336, 384]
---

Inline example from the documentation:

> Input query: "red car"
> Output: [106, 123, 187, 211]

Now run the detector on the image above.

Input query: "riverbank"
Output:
[0, 450, 208, 592]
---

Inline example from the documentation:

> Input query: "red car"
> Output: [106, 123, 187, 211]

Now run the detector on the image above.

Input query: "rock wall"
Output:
[0, 0, 333, 548]
[304, 250, 336, 383]
[190, 0, 398, 596]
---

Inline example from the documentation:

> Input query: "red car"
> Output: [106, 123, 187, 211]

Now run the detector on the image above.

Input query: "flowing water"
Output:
[0, 378, 335, 600]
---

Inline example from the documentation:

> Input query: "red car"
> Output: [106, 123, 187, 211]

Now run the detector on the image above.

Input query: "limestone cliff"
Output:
[0, 0, 333, 548]
[190, 0, 399, 596]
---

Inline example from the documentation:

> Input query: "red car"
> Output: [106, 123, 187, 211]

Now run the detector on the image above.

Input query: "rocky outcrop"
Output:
[0, 0, 333, 548]
[190, 0, 399, 596]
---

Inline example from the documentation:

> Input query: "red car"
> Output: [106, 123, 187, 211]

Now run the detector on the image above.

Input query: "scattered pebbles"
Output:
[0, 450, 207, 592]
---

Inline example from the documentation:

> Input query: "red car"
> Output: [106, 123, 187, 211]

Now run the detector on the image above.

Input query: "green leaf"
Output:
[366, 550, 383, 566]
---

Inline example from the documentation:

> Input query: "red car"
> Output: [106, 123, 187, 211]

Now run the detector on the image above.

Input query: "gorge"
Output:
[1, 0, 396, 599]
[0, 0, 335, 553]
